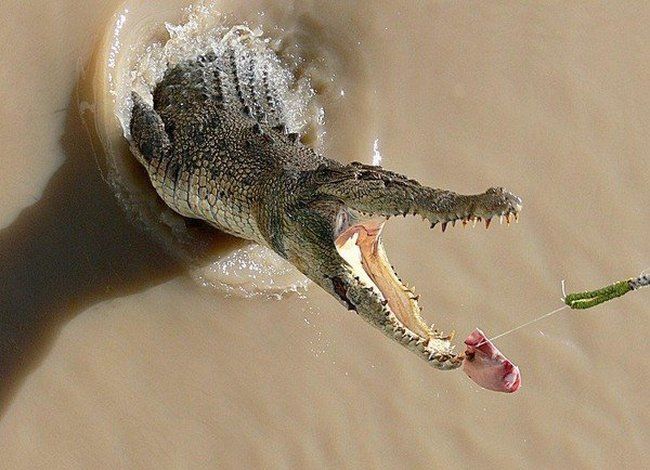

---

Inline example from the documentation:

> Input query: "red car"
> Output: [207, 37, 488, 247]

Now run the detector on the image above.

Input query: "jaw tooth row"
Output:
[370, 285, 460, 369]
[341, 227, 462, 367]
[345, 254, 433, 352]
[427, 351, 457, 366]
[431, 210, 520, 233]
[385, 310, 455, 356]
[386, 311, 425, 345]
[357, 207, 520, 231]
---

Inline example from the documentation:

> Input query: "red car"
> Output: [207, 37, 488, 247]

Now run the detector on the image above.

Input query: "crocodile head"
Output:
[280, 161, 522, 370]
[126, 31, 523, 382]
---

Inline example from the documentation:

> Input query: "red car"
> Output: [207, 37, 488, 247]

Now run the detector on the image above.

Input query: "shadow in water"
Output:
[0, 95, 237, 414]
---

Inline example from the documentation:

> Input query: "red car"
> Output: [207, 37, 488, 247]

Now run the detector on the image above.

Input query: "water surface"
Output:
[0, 1, 648, 468]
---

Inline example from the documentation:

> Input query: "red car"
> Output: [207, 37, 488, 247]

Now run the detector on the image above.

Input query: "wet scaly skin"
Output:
[130, 42, 522, 370]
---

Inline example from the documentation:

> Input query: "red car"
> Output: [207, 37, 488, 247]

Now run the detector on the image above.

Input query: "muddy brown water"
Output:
[0, 1, 648, 468]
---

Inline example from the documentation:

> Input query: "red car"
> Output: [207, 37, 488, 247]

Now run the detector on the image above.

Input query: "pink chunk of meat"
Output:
[462, 328, 521, 393]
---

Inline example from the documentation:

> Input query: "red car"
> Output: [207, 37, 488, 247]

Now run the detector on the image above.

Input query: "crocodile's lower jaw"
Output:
[334, 216, 449, 351]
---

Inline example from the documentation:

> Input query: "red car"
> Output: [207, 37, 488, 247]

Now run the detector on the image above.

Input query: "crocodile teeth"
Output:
[485, 217, 492, 229]
[441, 222, 448, 232]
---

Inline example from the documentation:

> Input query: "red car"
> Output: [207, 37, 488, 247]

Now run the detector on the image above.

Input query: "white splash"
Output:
[372, 138, 382, 166]
[106, 4, 322, 299]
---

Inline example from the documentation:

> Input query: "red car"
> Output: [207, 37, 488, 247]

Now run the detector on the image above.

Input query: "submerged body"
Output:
[129, 27, 522, 373]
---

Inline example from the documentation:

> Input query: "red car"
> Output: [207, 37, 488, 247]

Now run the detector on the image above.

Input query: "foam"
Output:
[103, 2, 325, 298]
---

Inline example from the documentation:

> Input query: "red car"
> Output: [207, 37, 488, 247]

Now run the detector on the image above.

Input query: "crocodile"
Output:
[129, 28, 522, 371]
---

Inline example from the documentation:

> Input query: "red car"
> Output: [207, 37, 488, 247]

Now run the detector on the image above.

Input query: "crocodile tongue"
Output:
[335, 218, 432, 339]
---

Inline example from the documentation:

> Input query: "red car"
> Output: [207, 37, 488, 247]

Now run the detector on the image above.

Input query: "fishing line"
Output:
[486, 304, 569, 343]
[477, 269, 648, 346]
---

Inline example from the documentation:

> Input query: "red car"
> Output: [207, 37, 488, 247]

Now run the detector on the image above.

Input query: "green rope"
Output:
[480, 272, 647, 344]
[564, 272, 648, 309]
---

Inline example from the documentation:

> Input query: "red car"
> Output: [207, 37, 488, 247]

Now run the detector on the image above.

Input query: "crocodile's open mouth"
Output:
[335, 214, 440, 343]
[334, 207, 520, 347]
